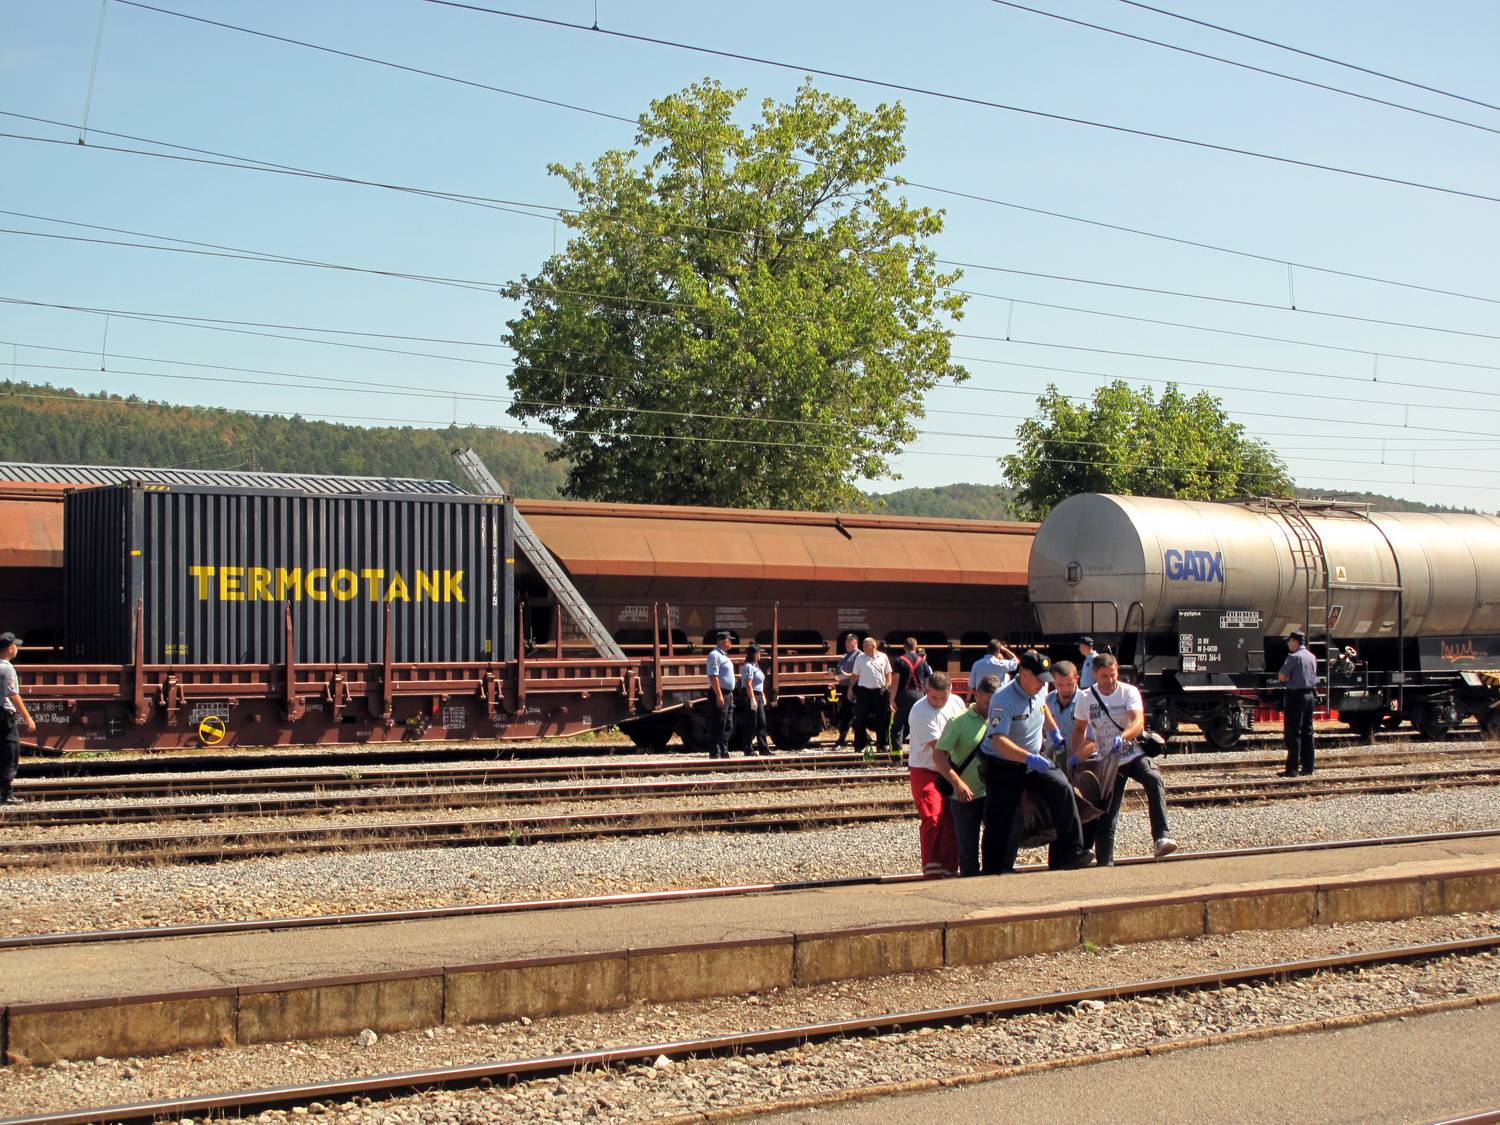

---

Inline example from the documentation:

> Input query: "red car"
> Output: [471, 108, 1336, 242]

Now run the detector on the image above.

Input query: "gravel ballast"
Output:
[1, 783, 1496, 937]
[0, 912, 1495, 1122]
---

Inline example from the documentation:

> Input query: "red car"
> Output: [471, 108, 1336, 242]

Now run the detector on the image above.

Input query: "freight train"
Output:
[1029, 494, 1500, 747]
[1, 462, 1496, 754]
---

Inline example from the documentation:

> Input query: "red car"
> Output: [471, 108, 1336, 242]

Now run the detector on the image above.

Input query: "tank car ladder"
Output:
[1265, 499, 1331, 710]
[452, 448, 626, 661]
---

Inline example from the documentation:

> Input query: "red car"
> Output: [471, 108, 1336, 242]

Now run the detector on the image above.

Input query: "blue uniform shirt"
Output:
[707, 647, 735, 691]
[1079, 652, 1097, 690]
[981, 679, 1047, 759]
[969, 653, 1019, 692]
[1280, 647, 1318, 689]
[741, 660, 765, 694]
[1046, 687, 1080, 735]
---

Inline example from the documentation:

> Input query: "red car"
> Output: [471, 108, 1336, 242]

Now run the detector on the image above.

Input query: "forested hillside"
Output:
[867, 482, 1018, 520]
[0, 382, 567, 496]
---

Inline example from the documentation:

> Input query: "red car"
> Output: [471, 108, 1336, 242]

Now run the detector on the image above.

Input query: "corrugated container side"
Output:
[65, 484, 513, 665]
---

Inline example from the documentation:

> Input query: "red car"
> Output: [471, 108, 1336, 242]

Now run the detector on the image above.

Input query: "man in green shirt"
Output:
[934, 674, 998, 877]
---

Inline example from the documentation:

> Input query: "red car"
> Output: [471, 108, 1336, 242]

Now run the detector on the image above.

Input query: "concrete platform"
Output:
[2, 835, 1498, 1064]
[761, 1000, 1500, 1124]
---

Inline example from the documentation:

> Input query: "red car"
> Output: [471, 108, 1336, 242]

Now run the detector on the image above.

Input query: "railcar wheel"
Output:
[1201, 717, 1241, 751]
[1416, 705, 1452, 743]
[1382, 714, 1405, 731]
[1484, 710, 1500, 742]
[621, 716, 676, 752]
[769, 702, 821, 751]
[680, 708, 715, 754]
[1344, 714, 1378, 744]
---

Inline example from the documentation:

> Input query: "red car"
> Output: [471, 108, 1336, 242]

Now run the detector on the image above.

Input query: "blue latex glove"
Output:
[1067, 754, 1080, 771]
[1024, 752, 1053, 773]
[1110, 735, 1124, 755]
[1048, 729, 1066, 749]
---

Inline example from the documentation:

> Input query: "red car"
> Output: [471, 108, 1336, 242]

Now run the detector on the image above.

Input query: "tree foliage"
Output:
[1001, 381, 1293, 520]
[0, 382, 568, 496]
[502, 80, 968, 510]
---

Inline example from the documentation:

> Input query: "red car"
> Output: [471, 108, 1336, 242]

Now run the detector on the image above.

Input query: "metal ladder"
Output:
[451, 449, 625, 661]
[1265, 499, 1330, 709]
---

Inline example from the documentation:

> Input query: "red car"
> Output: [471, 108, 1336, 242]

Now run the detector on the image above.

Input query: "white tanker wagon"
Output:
[1028, 493, 1500, 749]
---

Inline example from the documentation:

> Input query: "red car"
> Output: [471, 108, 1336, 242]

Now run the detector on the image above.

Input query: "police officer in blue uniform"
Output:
[979, 650, 1092, 873]
[740, 643, 772, 756]
[1278, 629, 1318, 776]
[706, 631, 736, 760]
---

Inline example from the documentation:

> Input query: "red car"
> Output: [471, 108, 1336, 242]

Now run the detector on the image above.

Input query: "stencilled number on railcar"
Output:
[28, 702, 73, 724]
[188, 702, 231, 725]
[1218, 611, 1260, 629]
[441, 705, 467, 729]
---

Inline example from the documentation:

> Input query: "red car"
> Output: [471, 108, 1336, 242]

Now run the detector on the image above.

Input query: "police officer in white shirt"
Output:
[850, 636, 893, 759]
[739, 643, 771, 756]
[705, 631, 736, 760]
[1070, 653, 1175, 864]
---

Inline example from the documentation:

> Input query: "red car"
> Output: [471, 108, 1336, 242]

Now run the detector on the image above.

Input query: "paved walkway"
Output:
[762, 1001, 1500, 1124]
[3, 835, 1497, 1005]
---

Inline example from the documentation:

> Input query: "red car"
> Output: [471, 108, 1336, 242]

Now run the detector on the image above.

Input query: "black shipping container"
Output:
[65, 483, 514, 665]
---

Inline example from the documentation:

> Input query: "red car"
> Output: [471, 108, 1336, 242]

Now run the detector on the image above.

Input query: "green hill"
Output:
[0, 381, 567, 497]
[867, 482, 1018, 520]
[1292, 487, 1482, 514]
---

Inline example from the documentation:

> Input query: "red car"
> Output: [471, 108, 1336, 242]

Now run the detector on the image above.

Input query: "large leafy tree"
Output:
[502, 80, 967, 509]
[1002, 381, 1294, 520]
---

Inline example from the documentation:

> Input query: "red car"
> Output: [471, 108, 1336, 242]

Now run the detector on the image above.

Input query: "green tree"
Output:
[1002, 381, 1294, 520]
[502, 80, 968, 510]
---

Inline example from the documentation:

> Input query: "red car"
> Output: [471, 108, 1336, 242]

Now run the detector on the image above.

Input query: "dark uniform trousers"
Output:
[890, 688, 923, 751]
[709, 695, 735, 759]
[834, 689, 854, 743]
[1088, 754, 1170, 866]
[948, 795, 987, 877]
[979, 756, 1086, 873]
[742, 694, 770, 754]
[852, 686, 890, 752]
[1, 710, 19, 799]
[1284, 688, 1316, 774]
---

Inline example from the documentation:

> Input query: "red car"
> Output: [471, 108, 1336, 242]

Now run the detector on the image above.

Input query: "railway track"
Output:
[6, 754, 1500, 829]
[12, 736, 1496, 807]
[10, 934, 1497, 1125]
[2, 768, 1495, 869]
[6, 828, 1496, 951]
[16, 722, 1490, 784]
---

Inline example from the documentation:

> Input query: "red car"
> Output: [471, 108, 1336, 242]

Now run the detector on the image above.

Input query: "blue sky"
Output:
[3, 0, 1498, 506]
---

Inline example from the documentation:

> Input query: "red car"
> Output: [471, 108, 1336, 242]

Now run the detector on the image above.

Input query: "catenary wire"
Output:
[416, 0, 1500, 205]
[8, 202, 1499, 347]
[985, 0, 1500, 137]
[14, 336, 1499, 448]
[1111, 0, 1500, 116]
[6, 289, 1498, 419]
[6, 108, 1497, 309]
[18, 362, 1496, 484]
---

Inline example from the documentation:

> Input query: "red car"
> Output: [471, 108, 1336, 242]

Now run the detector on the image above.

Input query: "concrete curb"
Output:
[4, 863, 1498, 1065]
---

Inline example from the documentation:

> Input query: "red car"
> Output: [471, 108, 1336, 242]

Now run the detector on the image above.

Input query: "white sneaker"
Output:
[1153, 836, 1178, 858]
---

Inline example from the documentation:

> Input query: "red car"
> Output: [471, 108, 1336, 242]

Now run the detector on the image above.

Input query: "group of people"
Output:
[703, 629, 1181, 874]
[895, 636, 1176, 878]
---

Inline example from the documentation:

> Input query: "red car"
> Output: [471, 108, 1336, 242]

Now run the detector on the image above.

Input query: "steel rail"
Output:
[7, 757, 1498, 829]
[4, 828, 1495, 952]
[14, 739, 1495, 805]
[3, 772, 1496, 870]
[16, 723, 1487, 782]
[7, 934, 1497, 1125]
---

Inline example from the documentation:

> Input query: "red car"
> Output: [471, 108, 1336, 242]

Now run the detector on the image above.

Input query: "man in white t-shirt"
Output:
[906, 671, 968, 878]
[1070, 653, 1175, 864]
[850, 637, 893, 760]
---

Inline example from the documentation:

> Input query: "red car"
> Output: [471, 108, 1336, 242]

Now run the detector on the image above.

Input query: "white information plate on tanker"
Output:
[1176, 608, 1264, 674]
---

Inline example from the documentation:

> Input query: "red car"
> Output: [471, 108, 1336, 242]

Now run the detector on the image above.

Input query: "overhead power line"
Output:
[17, 355, 1500, 485]
[7, 206, 1499, 348]
[986, 0, 1500, 137]
[417, 0, 1500, 205]
[6, 108, 1497, 310]
[1112, 0, 1500, 116]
